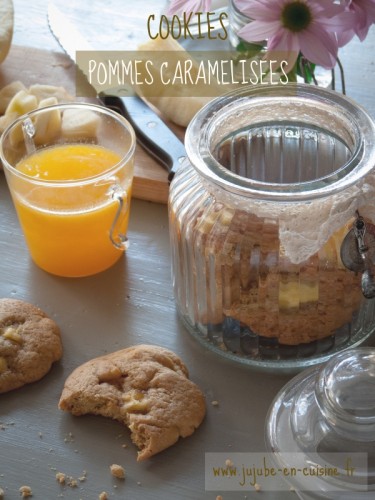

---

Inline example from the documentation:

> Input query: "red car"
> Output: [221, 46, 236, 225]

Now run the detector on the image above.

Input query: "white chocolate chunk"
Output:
[0, 80, 26, 114]
[2, 326, 22, 343]
[34, 96, 62, 144]
[6, 89, 38, 116]
[61, 108, 100, 140]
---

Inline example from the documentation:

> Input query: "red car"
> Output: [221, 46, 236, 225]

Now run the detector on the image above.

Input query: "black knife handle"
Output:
[101, 95, 186, 182]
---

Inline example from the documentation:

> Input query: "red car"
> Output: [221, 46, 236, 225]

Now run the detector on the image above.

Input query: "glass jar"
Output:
[265, 348, 375, 498]
[228, 0, 256, 50]
[168, 84, 375, 371]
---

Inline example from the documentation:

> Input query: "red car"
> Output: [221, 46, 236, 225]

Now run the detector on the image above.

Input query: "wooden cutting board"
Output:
[0, 45, 184, 204]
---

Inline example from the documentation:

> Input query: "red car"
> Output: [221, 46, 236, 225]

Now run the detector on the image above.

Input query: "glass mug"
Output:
[0, 103, 136, 278]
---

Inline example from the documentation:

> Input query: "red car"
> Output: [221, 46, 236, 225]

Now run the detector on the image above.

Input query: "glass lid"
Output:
[266, 348, 375, 498]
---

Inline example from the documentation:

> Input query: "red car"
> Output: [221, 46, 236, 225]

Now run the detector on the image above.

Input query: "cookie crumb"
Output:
[19, 485, 32, 497]
[55, 472, 66, 485]
[0, 487, 4, 499]
[110, 464, 125, 479]
[211, 400, 219, 407]
[68, 478, 78, 488]
[99, 493, 108, 500]
[121, 444, 128, 448]
[0, 421, 15, 430]
[225, 459, 233, 467]
[64, 432, 75, 443]
[216, 496, 223, 500]
[254, 483, 261, 492]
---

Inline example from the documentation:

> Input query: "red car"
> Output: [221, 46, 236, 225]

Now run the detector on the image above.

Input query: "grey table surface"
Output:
[1, 1, 375, 499]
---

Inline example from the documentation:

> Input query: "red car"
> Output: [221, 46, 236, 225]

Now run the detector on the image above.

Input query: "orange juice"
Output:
[14, 143, 133, 277]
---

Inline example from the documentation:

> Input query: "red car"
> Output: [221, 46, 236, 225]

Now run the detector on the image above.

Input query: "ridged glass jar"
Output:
[168, 84, 375, 371]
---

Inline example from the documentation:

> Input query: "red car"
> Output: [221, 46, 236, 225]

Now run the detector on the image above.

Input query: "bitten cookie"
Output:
[0, 298, 62, 393]
[59, 344, 206, 461]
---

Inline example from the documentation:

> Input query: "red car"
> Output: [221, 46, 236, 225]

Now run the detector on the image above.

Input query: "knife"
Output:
[47, 4, 186, 182]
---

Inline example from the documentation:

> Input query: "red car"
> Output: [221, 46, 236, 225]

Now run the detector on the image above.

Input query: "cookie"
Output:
[0, 298, 62, 393]
[59, 344, 206, 461]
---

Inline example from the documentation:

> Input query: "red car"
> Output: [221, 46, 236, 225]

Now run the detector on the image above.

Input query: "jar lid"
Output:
[266, 348, 375, 497]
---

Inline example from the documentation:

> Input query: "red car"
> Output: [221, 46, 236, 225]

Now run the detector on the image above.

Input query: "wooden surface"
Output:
[0, 45, 171, 204]
[0, 1, 375, 499]
[1, 1, 175, 204]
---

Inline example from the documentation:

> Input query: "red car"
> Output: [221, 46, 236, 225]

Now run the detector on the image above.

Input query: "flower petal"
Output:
[238, 20, 282, 42]
[235, 0, 281, 21]
[351, 2, 375, 39]
[311, 1, 346, 18]
[298, 26, 338, 68]
[319, 11, 357, 32]
[266, 30, 299, 73]
[359, 0, 375, 18]
[337, 28, 356, 47]
[166, 0, 212, 15]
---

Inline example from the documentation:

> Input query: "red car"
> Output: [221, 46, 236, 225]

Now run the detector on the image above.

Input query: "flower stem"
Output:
[288, 64, 298, 83]
[336, 57, 346, 95]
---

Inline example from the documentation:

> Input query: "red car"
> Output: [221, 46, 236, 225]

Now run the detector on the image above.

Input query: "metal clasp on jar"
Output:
[340, 212, 375, 299]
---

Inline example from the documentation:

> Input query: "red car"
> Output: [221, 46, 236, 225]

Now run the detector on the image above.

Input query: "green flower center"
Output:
[281, 1, 312, 32]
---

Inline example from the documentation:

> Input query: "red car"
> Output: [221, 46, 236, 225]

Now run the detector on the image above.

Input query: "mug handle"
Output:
[109, 184, 129, 250]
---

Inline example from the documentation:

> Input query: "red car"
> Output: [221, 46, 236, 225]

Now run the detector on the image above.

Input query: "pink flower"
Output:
[167, 0, 213, 15]
[236, 0, 355, 71]
[337, 0, 375, 46]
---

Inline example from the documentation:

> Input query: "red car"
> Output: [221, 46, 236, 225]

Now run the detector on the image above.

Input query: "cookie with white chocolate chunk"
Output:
[59, 344, 206, 461]
[0, 298, 62, 393]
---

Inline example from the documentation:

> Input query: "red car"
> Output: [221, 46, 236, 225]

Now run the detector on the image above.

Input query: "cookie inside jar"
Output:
[169, 85, 375, 370]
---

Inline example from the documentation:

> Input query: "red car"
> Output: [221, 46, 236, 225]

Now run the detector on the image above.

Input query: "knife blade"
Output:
[47, 3, 186, 181]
